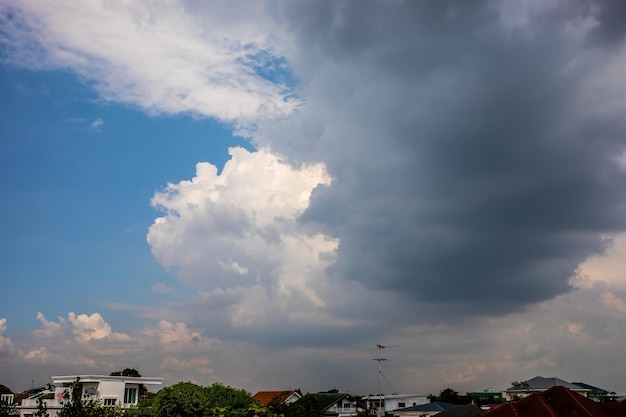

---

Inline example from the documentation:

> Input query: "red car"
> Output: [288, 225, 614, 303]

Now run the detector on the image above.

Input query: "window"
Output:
[103, 398, 117, 407]
[124, 388, 137, 404]
[398, 402, 405, 408]
[344, 402, 351, 408]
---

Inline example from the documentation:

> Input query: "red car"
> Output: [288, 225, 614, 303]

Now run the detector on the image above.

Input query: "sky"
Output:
[2, 0, 626, 398]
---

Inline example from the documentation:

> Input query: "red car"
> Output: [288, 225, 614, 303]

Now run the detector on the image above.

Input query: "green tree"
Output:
[0, 385, 15, 417]
[85, 403, 125, 417]
[152, 382, 206, 417]
[34, 397, 50, 417]
[110, 369, 142, 377]
[58, 378, 84, 417]
[278, 394, 323, 417]
[203, 382, 254, 411]
[124, 391, 156, 417]
[428, 388, 470, 405]
[150, 381, 269, 417]
[0, 400, 17, 417]
[438, 388, 460, 403]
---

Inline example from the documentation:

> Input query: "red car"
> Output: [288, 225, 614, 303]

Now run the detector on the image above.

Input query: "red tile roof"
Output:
[252, 390, 298, 406]
[484, 385, 626, 417]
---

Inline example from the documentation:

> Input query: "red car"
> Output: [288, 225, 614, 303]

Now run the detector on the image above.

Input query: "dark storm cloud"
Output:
[264, 0, 626, 319]
[589, 0, 626, 45]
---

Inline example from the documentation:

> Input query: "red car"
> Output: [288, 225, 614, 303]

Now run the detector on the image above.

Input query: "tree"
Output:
[0, 400, 17, 417]
[151, 381, 270, 417]
[0, 385, 16, 417]
[428, 388, 471, 405]
[278, 394, 323, 417]
[152, 382, 207, 417]
[34, 398, 49, 417]
[438, 388, 460, 404]
[58, 378, 84, 417]
[203, 382, 254, 411]
[110, 369, 141, 377]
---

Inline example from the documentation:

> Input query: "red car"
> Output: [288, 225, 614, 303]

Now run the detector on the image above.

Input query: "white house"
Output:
[361, 394, 429, 416]
[1, 393, 15, 404]
[18, 374, 163, 417]
[304, 392, 367, 417]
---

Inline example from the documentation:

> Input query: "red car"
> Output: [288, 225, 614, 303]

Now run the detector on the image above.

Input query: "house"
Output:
[296, 391, 366, 417]
[434, 405, 485, 417]
[484, 385, 626, 417]
[252, 390, 302, 406]
[362, 393, 429, 415]
[17, 374, 162, 417]
[503, 376, 591, 401]
[571, 381, 616, 402]
[1, 393, 15, 404]
[391, 401, 458, 417]
[469, 389, 502, 405]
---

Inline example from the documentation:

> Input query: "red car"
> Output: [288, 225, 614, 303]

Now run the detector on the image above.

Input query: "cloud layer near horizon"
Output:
[2, 0, 626, 396]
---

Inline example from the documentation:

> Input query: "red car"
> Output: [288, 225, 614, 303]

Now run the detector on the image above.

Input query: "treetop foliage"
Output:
[109, 369, 142, 377]
[427, 387, 472, 405]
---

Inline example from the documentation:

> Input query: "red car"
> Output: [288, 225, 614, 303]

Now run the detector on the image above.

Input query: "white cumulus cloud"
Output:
[148, 146, 336, 309]
[0, 0, 298, 127]
[91, 117, 104, 129]
[33, 312, 67, 338]
[67, 312, 130, 343]
[0, 318, 16, 355]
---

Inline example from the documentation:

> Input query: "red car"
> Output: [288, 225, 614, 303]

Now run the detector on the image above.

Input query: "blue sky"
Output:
[2, 0, 626, 399]
[1, 68, 250, 331]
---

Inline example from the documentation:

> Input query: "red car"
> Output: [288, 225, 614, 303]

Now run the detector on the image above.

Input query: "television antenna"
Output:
[372, 344, 399, 415]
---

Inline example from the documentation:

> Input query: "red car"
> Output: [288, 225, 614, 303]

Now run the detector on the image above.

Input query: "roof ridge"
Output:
[563, 387, 597, 417]
[508, 402, 523, 417]
[537, 393, 559, 417]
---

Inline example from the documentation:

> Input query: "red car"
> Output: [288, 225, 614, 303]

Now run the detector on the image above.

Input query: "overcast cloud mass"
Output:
[2, 0, 626, 397]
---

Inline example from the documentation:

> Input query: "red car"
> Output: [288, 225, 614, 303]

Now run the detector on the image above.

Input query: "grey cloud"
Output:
[588, 0, 626, 45]
[261, 1, 626, 321]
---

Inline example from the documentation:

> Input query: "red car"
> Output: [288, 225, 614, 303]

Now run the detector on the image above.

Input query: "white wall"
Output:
[99, 380, 124, 405]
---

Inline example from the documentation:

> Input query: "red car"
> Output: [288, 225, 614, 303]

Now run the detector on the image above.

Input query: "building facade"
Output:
[18, 375, 162, 417]
[362, 394, 429, 416]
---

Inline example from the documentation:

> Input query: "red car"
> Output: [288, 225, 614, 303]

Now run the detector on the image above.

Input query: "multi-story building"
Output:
[17, 374, 163, 417]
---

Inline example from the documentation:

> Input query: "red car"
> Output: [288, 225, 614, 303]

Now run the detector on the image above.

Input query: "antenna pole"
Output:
[373, 344, 388, 416]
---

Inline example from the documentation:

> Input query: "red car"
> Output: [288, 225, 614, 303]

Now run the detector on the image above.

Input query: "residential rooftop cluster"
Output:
[1, 374, 625, 417]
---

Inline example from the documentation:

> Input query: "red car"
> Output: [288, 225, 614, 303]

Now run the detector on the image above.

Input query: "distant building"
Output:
[297, 392, 366, 417]
[1, 393, 15, 404]
[17, 374, 162, 417]
[391, 401, 458, 417]
[470, 389, 503, 404]
[504, 376, 591, 401]
[487, 385, 626, 417]
[252, 390, 302, 406]
[435, 405, 486, 417]
[571, 382, 616, 402]
[361, 393, 429, 415]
